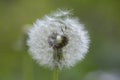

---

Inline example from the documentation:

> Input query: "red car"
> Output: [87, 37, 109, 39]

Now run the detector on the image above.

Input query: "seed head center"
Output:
[48, 32, 68, 49]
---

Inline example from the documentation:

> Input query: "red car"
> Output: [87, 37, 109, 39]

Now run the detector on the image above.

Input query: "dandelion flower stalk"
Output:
[27, 9, 90, 80]
[53, 64, 58, 80]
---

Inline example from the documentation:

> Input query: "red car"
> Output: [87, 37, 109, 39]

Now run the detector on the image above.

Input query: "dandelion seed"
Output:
[27, 9, 90, 69]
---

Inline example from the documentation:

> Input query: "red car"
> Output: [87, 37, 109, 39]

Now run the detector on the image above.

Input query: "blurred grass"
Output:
[0, 0, 120, 80]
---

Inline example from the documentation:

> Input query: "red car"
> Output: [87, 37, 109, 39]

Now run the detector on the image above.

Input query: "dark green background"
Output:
[0, 0, 120, 80]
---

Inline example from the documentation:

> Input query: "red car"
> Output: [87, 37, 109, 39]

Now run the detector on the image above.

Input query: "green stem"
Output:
[53, 66, 58, 80]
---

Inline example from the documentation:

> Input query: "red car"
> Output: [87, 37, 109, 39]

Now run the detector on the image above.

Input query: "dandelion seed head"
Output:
[27, 9, 90, 69]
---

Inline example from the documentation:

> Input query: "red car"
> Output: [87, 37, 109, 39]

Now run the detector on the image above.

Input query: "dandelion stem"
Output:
[53, 66, 59, 80]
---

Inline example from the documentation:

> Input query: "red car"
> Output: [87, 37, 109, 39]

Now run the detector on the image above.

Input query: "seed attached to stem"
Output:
[48, 32, 68, 49]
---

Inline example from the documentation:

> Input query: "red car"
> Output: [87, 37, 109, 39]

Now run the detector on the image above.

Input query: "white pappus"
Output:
[27, 9, 90, 69]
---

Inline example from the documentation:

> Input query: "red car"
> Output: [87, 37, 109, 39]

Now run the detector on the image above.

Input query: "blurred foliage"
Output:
[0, 0, 120, 80]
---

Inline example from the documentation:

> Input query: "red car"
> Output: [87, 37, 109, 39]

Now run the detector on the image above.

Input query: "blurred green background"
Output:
[0, 0, 120, 80]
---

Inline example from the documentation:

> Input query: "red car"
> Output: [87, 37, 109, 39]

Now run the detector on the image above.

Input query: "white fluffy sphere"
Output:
[27, 9, 90, 69]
